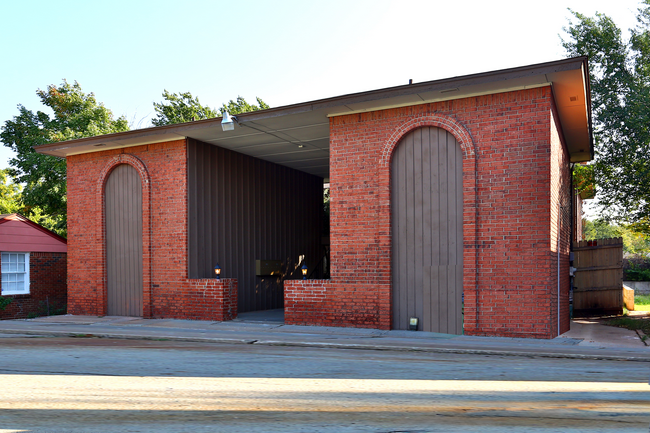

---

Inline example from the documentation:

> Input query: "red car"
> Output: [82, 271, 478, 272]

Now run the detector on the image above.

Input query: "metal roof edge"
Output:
[34, 56, 590, 156]
[326, 83, 554, 118]
[582, 59, 595, 160]
[235, 56, 588, 122]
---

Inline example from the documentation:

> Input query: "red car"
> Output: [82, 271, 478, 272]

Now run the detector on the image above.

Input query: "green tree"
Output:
[583, 219, 650, 255]
[151, 90, 220, 126]
[583, 219, 622, 241]
[562, 2, 650, 232]
[219, 96, 270, 116]
[0, 80, 129, 235]
[152, 91, 270, 126]
[0, 168, 64, 235]
[0, 169, 21, 214]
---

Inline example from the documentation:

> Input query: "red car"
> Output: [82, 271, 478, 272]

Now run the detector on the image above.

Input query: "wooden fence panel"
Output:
[573, 237, 623, 317]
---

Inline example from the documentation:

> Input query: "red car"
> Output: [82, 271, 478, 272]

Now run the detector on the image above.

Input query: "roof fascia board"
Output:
[582, 62, 595, 160]
[34, 57, 588, 156]
[35, 129, 190, 154]
[236, 57, 586, 123]
[327, 83, 552, 117]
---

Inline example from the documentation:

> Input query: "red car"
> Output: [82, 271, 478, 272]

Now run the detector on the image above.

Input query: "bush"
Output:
[37, 299, 66, 317]
[626, 268, 650, 281]
[624, 255, 650, 281]
[0, 297, 12, 311]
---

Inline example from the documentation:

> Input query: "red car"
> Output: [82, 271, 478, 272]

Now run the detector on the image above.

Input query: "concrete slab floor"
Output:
[233, 308, 284, 323]
[28, 315, 142, 325]
[562, 318, 647, 348]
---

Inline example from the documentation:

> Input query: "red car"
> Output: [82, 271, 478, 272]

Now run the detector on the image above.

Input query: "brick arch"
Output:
[98, 154, 151, 189]
[380, 114, 475, 167]
[97, 154, 152, 317]
[377, 115, 478, 333]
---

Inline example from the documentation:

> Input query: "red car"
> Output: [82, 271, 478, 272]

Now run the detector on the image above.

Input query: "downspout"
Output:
[570, 163, 575, 247]
[475, 147, 480, 334]
[558, 197, 570, 336]
[557, 204, 561, 337]
[557, 143, 567, 337]
[557, 162, 569, 336]
[569, 163, 575, 323]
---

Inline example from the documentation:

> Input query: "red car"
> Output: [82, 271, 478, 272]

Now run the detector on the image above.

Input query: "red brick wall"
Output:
[67, 140, 236, 321]
[285, 280, 386, 328]
[159, 278, 238, 321]
[65, 87, 572, 337]
[550, 106, 572, 335]
[287, 86, 571, 338]
[1, 252, 67, 319]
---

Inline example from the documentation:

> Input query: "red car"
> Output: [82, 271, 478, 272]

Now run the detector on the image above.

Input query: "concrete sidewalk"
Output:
[0, 311, 648, 362]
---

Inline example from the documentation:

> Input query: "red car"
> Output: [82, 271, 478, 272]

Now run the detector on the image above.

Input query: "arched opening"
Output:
[104, 163, 143, 316]
[391, 126, 463, 333]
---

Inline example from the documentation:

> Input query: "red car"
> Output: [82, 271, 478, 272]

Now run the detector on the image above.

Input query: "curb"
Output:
[256, 340, 650, 362]
[0, 328, 649, 363]
[0, 329, 258, 345]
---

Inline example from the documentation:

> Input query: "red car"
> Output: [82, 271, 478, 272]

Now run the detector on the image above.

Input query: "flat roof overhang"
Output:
[35, 57, 594, 180]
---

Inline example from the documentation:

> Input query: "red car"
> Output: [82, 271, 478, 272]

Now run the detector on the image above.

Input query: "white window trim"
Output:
[1, 252, 30, 296]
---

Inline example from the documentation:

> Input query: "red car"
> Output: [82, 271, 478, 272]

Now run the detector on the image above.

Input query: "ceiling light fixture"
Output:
[221, 112, 237, 131]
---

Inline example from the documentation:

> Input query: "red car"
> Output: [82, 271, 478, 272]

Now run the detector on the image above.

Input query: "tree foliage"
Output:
[0, 169, 21, 215]
[573, 163, 595, 199]
[583, 219, 650, 255]
[562, 2, 650, 232]
[0, 80, 129, 235]
[219, 96, 270, 116]
[151, 90, 219, 126]
[152, 91, 270, 126]
[0, 169, 65, 235]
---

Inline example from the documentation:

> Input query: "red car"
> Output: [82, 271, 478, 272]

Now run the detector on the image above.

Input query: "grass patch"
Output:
[606, 316, 650, 343]
[634, 294, 650, 311]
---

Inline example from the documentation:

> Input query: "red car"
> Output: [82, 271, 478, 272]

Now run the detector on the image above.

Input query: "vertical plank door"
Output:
[105, 164, 143, 316]
[392, 127, 463, 333]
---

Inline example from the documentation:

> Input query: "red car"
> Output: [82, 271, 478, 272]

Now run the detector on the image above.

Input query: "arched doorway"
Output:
[105, 164, 143, 316]
[391, 126, 463, 333]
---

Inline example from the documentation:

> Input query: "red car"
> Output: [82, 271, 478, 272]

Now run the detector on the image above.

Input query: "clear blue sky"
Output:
[0, 0, 642, 171]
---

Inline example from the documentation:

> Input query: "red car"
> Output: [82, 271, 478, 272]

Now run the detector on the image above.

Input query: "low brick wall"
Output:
[284, 280, 391, 329]
[1, 252, 67, 319]
[151, 278, 238, 321]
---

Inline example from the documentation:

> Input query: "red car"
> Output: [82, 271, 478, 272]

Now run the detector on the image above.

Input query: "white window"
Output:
[1, 252, 30, 295]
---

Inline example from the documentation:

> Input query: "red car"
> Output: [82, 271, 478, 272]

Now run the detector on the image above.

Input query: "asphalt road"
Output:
[0, 335, 648, 432]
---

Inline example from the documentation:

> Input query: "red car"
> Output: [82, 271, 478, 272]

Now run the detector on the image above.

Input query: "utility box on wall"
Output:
[256, 260, 282, 276]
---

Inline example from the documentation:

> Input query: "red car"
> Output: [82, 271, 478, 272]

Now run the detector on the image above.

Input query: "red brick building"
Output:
[37, 57, 592, 338]
[0, 214, 67, 319]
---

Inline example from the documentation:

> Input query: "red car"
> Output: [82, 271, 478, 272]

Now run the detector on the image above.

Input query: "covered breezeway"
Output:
[185, 137, 326, 313]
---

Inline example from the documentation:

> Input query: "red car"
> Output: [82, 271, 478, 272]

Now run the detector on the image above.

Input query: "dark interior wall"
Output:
[187, 138, 323, 313]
